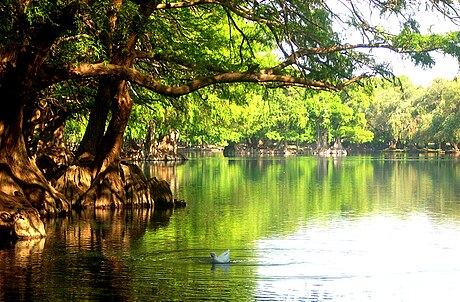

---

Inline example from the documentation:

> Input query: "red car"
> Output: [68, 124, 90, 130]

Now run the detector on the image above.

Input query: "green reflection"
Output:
[4, 156, 460, 301]
[132, 155, 460, 300]
[169, 156, 460, 240]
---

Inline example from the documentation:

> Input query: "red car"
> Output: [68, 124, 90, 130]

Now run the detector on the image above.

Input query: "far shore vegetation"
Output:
[74, 75, 460, 157]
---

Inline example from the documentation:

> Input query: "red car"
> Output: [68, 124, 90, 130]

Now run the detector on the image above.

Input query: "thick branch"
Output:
[47, 63, 349, 96]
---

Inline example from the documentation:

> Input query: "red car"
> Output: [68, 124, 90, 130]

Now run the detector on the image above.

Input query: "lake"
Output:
[1, 154, 460, 301]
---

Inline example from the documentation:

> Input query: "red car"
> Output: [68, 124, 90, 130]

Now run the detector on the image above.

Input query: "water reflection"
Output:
[0, 238, 46, 301]
[211, 263, 231, 272]
[0, 208, 175, 302]
[255, 214, 460, 301]
[2, 155, 460, 301]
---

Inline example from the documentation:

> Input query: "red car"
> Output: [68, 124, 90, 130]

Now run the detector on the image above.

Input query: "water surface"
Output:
[1, 155, 460, 301]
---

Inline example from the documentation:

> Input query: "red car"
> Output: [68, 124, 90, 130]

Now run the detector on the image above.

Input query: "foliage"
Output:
[125, 83, 375, 148]
[3, 0, 460, 153]
[366, 76, 460, 150]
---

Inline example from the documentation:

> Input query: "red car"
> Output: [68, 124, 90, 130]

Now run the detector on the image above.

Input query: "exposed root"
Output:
[54, 165, 92, 207]
[0, 192, 46, 239]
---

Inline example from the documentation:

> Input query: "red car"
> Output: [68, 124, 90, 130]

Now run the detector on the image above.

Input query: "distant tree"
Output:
[423, 78, 460, 149]
[366, 77, 421, 149]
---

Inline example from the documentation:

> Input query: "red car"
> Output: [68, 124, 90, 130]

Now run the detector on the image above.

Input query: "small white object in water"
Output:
[210, 250, 230, 263]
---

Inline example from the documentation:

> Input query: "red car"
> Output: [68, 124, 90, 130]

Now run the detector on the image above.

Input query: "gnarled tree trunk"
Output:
[145, 119, 159, 159]
[0, 60, 69, 239]
[57, 3, 157, 209]
[0, 8, 73, 217]
[55, 77, 141, 209]
[0, 103, 69, 216]
[79, 80, 134, 209]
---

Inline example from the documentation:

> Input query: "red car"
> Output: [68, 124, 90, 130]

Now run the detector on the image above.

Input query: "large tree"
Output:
[1, 0, 460, 222]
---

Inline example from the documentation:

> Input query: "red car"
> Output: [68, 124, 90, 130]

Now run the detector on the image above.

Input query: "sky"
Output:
[383, 50, 459, 87]
[333, 1, 460, 87]
[385, 12, 460, 87]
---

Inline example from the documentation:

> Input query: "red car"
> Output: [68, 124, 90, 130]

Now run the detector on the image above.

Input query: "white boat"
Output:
[210, 250, 230, 263]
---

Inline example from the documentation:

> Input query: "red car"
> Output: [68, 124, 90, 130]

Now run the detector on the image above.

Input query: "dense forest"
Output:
[2, 0, 460, 239]
[69, 75, 460, 157]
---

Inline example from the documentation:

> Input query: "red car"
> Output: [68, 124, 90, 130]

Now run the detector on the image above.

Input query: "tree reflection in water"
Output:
[0, 208, 174, 302]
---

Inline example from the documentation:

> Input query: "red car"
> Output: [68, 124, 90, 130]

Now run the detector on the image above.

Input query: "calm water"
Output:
[2, 155, 460, 301]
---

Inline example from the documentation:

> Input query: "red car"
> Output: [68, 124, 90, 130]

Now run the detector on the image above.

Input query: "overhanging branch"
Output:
[46, 62, 357, 96]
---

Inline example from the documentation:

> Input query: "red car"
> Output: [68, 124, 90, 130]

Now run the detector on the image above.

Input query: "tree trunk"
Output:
[332, 137, 347, 156]
[388, 140, 397, 150]
[80, 80, 134, 208]
[74, 78, 112, 162]
[333, 137, 344, 150]
[74, 0, 125, 161]
[59, 79, 136, 209]
[0, 82, 69, 217]
[57, 2, 158, 209]
[316, 127, 329, 150]
[145, 119, 158, 159]
[0, 6, 77, 239]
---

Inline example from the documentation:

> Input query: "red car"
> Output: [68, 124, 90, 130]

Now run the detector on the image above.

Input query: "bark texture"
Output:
[0, 192, 46, 239]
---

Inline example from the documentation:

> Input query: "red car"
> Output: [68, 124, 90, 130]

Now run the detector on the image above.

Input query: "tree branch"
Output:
[270, 41, 443, 74]
[46, 62, 354, 96]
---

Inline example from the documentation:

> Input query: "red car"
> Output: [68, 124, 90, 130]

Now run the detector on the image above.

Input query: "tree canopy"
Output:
[3, 0, 460, 96]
